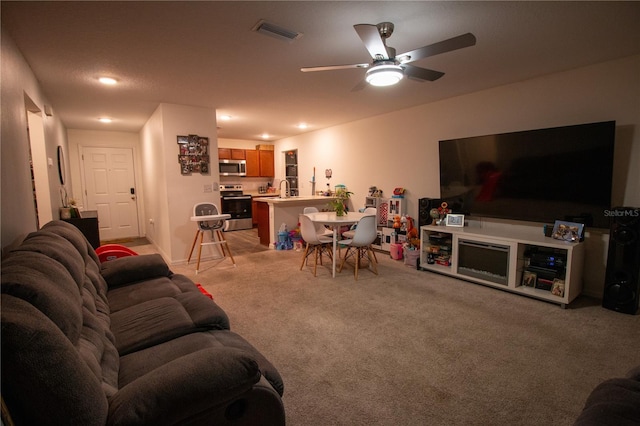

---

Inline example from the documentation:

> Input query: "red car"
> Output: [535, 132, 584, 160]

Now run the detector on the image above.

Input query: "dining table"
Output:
[303, 211, 374, 278]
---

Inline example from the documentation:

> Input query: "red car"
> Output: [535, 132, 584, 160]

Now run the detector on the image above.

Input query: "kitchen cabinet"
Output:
[252, 194, 278, 225]
[218, 148, 245, 160]
[252, 199, 258, 225]
[259, 150, 274, 176]
[256, 200, 271, 246]
[245, 149, 274, 177]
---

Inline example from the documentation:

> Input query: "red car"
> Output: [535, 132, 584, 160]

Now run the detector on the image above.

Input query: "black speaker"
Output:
[418, 198, 441, 229]
[603, 206, 640, 315]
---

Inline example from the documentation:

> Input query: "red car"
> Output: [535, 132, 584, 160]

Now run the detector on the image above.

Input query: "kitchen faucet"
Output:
[279, 179, 290, 198]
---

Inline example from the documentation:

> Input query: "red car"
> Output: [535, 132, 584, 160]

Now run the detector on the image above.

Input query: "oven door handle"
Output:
[222, 195, 252, 200]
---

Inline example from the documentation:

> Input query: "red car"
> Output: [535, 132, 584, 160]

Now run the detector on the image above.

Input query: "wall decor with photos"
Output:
[177, 134, 210, 175]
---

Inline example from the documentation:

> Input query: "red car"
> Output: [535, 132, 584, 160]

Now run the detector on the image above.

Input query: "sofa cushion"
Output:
[1, 247, 120, 400]
[106, 274, 221, 312]
[42, 220, 101, 266]
[575, 369, 640, 426]
[1, 295, 109, 426]
[107, 276, 189, 312]
[109, 347, 262, 425]
[14, 230, 87, 291]
[101, 253, 171, 288]
[110, 297, 195, 355]
[110, 291, 230, 355]
[1, 251, 83, 341]
[119, 330, 284, 397]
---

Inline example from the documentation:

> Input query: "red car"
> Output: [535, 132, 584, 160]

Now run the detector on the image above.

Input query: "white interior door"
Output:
[82, 147, 139, 241]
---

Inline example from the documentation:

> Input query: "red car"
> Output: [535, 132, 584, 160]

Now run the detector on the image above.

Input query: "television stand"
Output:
[419, 225, 584, 307]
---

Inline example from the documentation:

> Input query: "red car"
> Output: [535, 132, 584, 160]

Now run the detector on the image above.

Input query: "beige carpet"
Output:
[136, 231, 640, 425]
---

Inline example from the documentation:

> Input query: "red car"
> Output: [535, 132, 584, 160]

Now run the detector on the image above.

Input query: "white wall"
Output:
[140, 103, 220, 263]
[275, 55, 640, 297]
[1, 28, 69, 253]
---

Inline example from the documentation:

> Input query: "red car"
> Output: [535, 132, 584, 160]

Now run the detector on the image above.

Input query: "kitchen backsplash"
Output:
[220, 176, 271, 191]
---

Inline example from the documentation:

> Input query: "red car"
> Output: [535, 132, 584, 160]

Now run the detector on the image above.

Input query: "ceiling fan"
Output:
[301, 22, 476, 89]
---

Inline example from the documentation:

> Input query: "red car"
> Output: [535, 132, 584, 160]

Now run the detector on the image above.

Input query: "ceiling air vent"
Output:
[252, 19, 303, 42]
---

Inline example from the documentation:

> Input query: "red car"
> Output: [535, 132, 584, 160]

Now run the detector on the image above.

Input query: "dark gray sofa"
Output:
[1, 220, 285, 425]
[574, 365, 640, 426]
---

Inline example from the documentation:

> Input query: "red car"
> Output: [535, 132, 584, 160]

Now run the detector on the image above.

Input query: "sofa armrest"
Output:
[107, 347, 262, 425]
[101, 254, 170, 288]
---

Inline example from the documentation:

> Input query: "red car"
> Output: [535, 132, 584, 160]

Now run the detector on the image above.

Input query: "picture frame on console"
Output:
[551, 220, 584, 242]
[445, 214, 465, 227]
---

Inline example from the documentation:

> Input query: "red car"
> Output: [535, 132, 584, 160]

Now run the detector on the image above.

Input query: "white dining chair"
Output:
[338, 214, 378, 280]
[303, 206, 333, 237]
[187, 203, 235, 273]
[299, 214, 333, 276]
[341, 207, 378, 261]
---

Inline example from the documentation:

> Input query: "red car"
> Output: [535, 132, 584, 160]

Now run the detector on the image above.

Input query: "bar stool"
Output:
[187, 203, 235, 273]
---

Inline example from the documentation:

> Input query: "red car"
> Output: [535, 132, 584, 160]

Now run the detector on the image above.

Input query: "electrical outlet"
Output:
[203, 184, 213, 193]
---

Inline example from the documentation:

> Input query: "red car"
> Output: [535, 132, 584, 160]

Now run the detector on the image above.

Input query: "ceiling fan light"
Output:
[365, 64, 403, 87]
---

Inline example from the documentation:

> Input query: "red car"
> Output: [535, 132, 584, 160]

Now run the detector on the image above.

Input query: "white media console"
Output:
[419, 224, 584, 308]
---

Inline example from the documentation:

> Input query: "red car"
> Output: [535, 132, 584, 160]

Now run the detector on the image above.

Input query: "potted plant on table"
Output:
[328, 187, 353, 216]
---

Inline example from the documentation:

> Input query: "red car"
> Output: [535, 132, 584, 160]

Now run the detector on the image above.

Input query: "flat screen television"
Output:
[438, 121, 616, 229]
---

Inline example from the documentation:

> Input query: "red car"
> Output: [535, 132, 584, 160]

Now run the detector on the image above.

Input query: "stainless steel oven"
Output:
[219, 184, 252, 231]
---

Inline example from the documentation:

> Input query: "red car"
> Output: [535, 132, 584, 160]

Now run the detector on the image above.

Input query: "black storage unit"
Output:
[62, 210, 100, 249]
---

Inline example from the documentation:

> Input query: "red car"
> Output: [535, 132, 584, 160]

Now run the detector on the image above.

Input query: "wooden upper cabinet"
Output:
[259, 150, 274, 177]
[218, 148, 246, 160]
[218, 148, 231, 159]
[245, 149, 260, 177]
[245, 149, 274, 177]
[231, 149, 246, 160]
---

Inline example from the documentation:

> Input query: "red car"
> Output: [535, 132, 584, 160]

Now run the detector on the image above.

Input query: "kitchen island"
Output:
[253, 196, 336, 248]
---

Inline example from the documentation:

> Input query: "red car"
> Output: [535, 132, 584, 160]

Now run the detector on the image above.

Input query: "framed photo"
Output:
[551, 220, 584, 242]
[445, 214, 465, 227]
[522, 270, 537, 287]
[551, 279, 565, 297]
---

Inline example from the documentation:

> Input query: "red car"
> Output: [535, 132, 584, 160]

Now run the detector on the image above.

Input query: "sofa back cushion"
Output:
[1, 221, 120, 423]
[1, 295, 109, 425]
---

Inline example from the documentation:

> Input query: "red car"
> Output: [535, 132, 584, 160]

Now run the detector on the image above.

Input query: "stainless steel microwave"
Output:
[219, 159, 246, 176]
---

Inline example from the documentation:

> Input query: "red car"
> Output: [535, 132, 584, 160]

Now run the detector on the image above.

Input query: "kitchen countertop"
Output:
[244, 190, 280, 197]
[253, 195, 336, 204]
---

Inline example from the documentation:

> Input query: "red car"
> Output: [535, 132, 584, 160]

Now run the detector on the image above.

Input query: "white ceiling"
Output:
[3, 1, 640, 141]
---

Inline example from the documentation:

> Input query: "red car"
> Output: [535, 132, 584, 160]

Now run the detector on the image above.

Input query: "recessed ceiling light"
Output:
[219, 115, 232, 121]
[98, 77, 118, 85]
[297, 123, 308, 129]
[98, 117, 112, 123]
[261, 133, 270, 139]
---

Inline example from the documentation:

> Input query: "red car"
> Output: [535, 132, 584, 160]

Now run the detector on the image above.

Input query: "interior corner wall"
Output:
[1, 28, 69, 254]
[140, 103, 219, 264]
[275, 54, 640, 298]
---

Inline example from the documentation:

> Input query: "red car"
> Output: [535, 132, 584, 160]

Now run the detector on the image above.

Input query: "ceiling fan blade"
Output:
[354, 24, 389, 60]
[397, 32, 476, 64]
[402, 64, 445, 82]
[301, 63, 370, 72]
